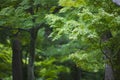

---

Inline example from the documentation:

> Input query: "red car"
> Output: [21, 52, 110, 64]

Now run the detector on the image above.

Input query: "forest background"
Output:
[0, 0, 120, 80]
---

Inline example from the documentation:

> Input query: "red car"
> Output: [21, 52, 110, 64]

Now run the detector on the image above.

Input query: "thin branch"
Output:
[0, 26, 29, 32]
[99, 39, 111, 60]
[0, 23, 45, 32]
[112, 49, 119, 58]
[99, 39, 114, 69]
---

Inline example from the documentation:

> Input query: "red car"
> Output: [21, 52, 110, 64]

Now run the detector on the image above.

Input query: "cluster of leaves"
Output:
[0, 44, 12, 78]
[45, 0, 120, 74]
[69, 50, 104, 72]
[59, 0, 86, 7]
[0, 0, 58, 28]
[35, 57, 70, 80]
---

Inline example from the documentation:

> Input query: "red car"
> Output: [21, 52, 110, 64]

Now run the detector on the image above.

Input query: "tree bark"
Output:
[101, 30, 114, 80]
[104, 64, 114, 80]
[72, 65, 82, 80]
[11, 36, 23, 80]
[113, 33, 120, 80]
[28, 28, 38, 80]
[113, 46, 120, 80]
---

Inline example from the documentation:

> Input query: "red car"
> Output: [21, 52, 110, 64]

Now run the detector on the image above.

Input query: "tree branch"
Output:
[99, 39, 111, 60]
[0, 26, 29, 32]
[0, 23, 45, 32]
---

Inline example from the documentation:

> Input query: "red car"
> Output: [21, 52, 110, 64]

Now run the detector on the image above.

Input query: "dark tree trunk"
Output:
[113, 45, 120, 80]
[113, 33, 120, 80]
[28, 28, 38, 80]
[70, 63, 82, 80]
[73, 65, 82, 80]
[101, 31, 114, 80]
[11, 37, 23, 80]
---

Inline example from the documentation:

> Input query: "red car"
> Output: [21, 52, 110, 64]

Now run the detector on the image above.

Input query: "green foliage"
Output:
[0, 0, 59, 28]
[34, 0, 58, 6]
[0, 44, 12, 78]
[69, 50, 104, 72]
[45, 0, 120, 77]
[59, 0, 86, 7]
[3, 76, 12, 80]
[1, 0, 120, 80]
[45, 7, 98, 40]
[35, 57, 70, 80]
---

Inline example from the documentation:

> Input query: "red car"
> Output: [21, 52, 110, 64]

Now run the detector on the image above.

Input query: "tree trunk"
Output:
[113, 49, 120, 80]
[101, 31, 114, 80]
[114, 33, 120, 80]
[73, 65, 82, 80]
[70, 63, 82, 80]
[11, 36, 23, 80]
[104, 64, 114, 80]
[28, 28, 38, 80]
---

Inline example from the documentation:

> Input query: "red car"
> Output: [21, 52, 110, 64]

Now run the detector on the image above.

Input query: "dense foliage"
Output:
[0, 0, 120, 80]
